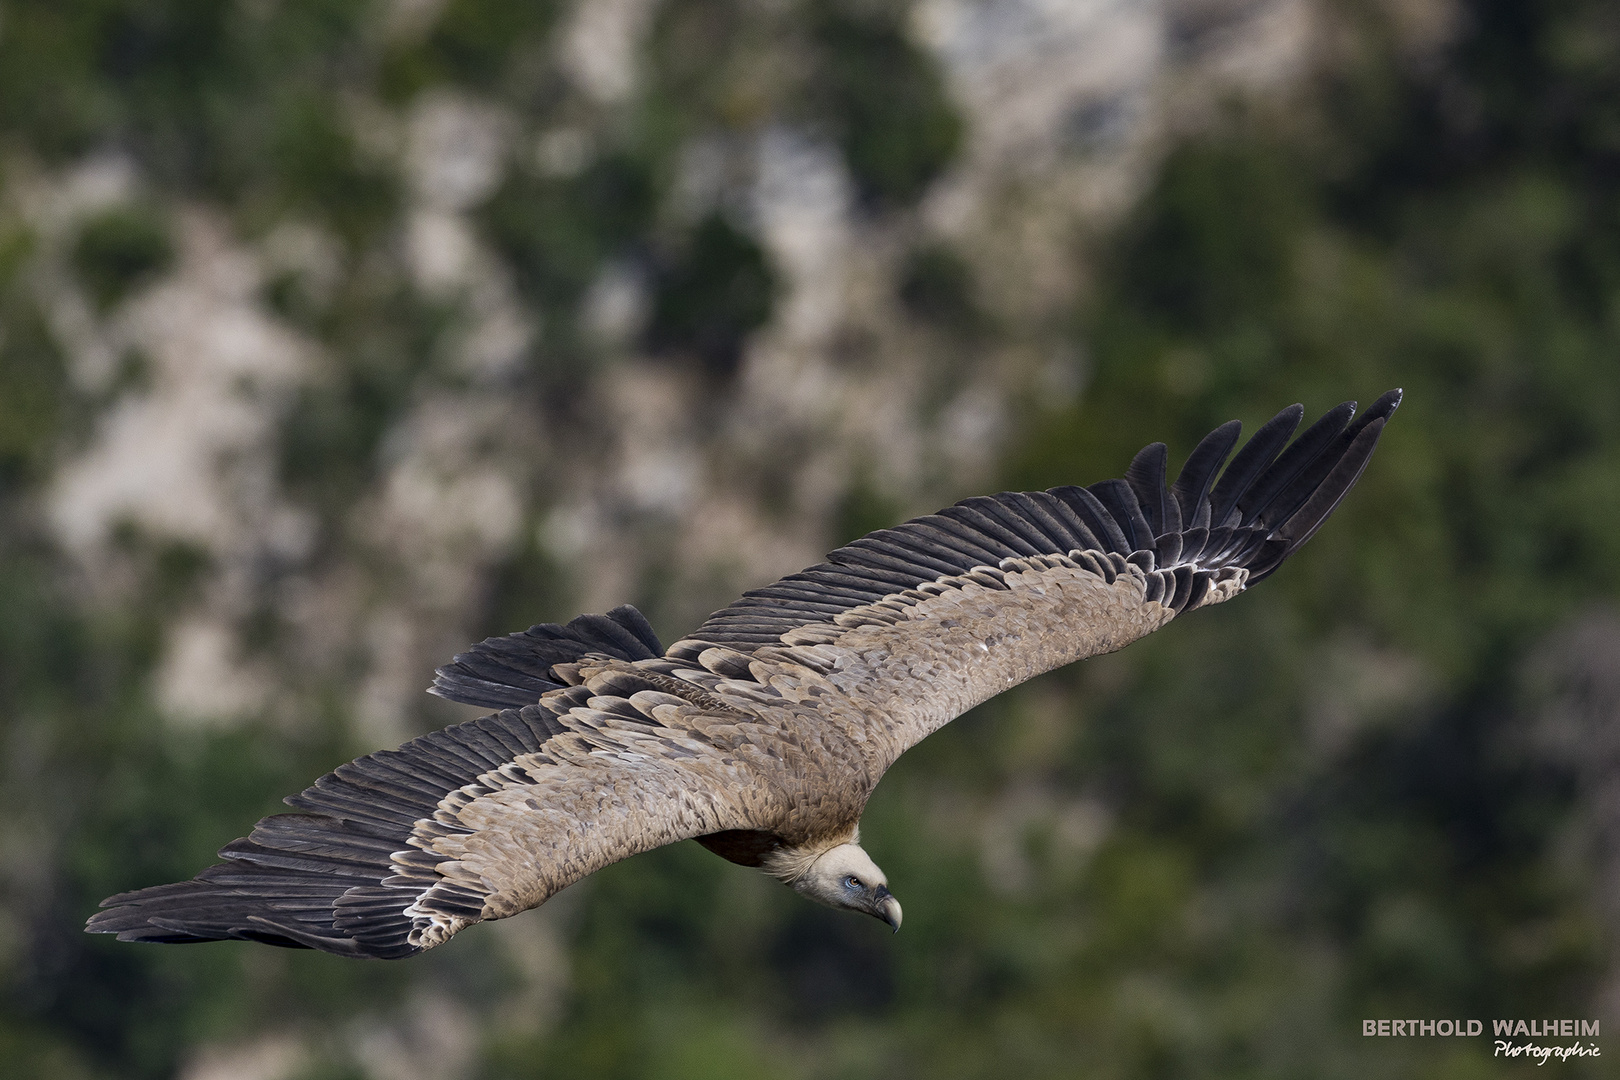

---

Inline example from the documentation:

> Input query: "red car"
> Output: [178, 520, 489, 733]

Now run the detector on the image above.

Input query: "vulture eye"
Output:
[844, 875, 862, 890]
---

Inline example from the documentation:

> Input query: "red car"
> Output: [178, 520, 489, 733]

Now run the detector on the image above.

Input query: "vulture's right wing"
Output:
[674, 392, 1402, 779]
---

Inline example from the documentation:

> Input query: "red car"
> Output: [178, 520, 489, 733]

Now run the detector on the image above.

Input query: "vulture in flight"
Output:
[89, 391, 1401, 958]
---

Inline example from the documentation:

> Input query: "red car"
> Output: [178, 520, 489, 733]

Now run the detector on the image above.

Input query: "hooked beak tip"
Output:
[877, 892, 902, 933]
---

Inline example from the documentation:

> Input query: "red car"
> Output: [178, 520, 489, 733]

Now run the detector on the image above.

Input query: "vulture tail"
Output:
[429, 604, 662, 709]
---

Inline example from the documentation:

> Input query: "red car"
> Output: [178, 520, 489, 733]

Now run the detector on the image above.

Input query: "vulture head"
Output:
[789, 842, 903, 932]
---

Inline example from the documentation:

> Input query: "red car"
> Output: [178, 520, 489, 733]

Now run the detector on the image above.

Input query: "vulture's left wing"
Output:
[88, 608, 798, 957]
[673, 392, 1401, 778]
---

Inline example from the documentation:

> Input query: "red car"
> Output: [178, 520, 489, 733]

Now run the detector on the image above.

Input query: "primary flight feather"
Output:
[89, 391, 1401, 957]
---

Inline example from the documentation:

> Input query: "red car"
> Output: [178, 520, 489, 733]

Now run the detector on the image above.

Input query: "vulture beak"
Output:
[873, 886, 902, 933]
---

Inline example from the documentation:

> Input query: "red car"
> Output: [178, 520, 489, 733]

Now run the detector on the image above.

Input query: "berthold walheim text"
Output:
[1363, 1020, 1599, 1037]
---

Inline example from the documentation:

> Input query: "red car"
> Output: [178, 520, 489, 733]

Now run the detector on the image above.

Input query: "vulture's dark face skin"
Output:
[846, 877, 903, 932]
[792, 842, 904, 931]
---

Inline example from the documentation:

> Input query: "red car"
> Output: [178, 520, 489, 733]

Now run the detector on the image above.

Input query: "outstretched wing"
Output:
[676, 391, 1402, 777]
[88, 610, 793, 958]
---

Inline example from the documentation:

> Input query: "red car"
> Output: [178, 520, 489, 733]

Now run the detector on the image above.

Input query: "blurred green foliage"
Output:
[646, 211, 776, 377]
[898, 242, 983, 335]
[807, 0, 962, 208]
[380, 0, 563, 100]
[0, 0, 1618, 1078]
[0, 294, 67, 491]
[275, 285, 456, 526]
[0, 0, 381, 212]
[71, 204, 174, 312]
[481, 152, 658, 368]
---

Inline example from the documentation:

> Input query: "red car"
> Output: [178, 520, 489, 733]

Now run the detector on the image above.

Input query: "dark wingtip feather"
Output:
[1170, 419, 1242, 530]
[1236, 389, 1400, 582]
[1251, 389, 1401, 537]
[1240, 400, 1357, 526]
[1353, 388, 1402, 432]
[1207, 404, 1304, 527]
[1099, 390, 1399, 593]
[89, 857, 422, 957]
[1248, 416, 1388, 577]
[426, 674, 547, 710]
[1125, 442, 1171, 535]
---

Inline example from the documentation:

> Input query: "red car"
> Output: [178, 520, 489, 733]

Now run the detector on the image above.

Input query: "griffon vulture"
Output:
[89, 391, 1401, 957]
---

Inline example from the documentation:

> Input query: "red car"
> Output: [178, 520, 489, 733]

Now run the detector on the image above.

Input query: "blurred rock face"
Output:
[46, 1, 1620, 1079]
[0, 2, 1320, 1071]
[16, 0, 1316, 747]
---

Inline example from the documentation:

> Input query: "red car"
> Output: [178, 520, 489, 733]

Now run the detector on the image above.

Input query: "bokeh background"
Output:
[2, 0, 1618, 1076]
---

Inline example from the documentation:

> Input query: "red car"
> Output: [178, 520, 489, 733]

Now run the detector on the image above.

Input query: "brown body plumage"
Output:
[88, 391, 1400, 957]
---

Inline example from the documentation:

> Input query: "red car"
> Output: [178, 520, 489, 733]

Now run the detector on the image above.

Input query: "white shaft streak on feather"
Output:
[1201, 569, 1247, 608]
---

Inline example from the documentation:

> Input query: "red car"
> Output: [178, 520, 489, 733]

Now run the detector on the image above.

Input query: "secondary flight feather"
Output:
[89, 390, 1401, 957]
